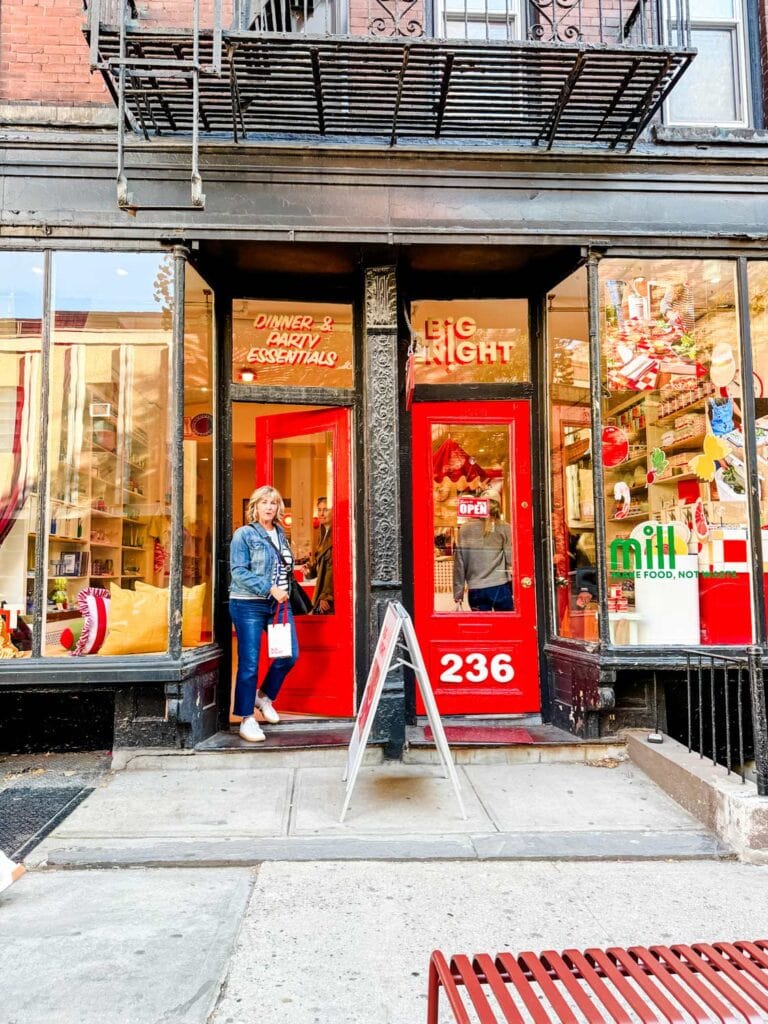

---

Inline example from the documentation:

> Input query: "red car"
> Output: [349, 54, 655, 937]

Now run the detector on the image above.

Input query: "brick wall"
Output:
[0, 0, 109, 106]
[3, 0, 767, 122]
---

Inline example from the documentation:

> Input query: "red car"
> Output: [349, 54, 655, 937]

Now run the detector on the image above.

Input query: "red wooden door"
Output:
[412, 401, 540, 716]
[255, 407, 353, 717]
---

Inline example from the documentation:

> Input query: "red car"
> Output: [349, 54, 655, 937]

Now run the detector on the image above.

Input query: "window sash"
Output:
[663, 0, 751, 128]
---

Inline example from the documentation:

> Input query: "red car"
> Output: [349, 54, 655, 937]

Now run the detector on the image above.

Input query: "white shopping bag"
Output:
[267, 602, 292, 659]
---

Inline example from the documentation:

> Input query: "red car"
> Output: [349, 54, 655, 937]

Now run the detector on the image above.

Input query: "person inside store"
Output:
[453, 494, 513, 612]
[229, 485, 299, 743]
[307, 497, 334, 614]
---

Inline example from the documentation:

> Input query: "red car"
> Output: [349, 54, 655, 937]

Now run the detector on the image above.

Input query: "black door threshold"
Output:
[196, 720, 381, 752]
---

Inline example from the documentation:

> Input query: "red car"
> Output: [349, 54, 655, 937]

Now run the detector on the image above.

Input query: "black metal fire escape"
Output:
[83, 0, 695, 212]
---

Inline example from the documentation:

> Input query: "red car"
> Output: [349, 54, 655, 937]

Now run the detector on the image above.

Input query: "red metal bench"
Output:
[428, 941, 768, 1023]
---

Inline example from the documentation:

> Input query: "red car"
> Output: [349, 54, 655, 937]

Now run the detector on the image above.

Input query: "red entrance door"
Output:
[412, 401, 540, 716]
[255, 407, 353, 717]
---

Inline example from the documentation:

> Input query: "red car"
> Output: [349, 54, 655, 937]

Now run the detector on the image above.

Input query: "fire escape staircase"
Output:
[83, 0, 695, 212]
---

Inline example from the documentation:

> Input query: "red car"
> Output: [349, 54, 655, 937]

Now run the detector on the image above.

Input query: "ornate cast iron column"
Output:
[363, 264, 405, 757]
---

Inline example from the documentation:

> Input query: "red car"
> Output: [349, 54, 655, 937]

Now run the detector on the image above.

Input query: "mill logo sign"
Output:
[610, 524, 678, 575]
[610, 523, 736, 579]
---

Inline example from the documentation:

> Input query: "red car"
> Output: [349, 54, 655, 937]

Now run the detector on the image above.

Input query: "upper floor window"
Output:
[438, 0, 522, 39]
[665, 0, 752, 127]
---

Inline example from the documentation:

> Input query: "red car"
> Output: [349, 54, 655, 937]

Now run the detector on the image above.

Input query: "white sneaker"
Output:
[255, 693, 280, 724]
[239, 715, 266, 743]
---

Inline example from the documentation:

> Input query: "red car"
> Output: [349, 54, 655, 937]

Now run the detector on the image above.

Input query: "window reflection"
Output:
[0, 253, 43, 657]
[547, 269, 598, 640]
[600, 259, 750, 646]
[46, 253, 172, 657]
[183, 264, 215, 647]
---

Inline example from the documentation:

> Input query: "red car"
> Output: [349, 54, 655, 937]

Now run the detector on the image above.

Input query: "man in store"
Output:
[307, 497, 333, 615]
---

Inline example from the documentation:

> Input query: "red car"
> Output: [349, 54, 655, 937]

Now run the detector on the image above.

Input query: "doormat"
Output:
[0, 786, 93, 860]
[424, 726, 534, 745]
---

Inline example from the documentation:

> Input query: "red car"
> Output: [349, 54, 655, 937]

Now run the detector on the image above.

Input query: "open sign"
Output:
[457, 497, 489, 518]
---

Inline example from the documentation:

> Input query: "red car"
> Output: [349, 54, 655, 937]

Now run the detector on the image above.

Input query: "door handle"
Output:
[520, 576, 533, 588]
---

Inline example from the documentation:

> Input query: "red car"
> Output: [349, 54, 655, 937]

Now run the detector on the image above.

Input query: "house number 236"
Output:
[439, 653, 515, 684]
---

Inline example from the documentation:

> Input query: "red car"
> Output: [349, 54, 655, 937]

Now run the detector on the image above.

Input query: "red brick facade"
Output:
[2, 0, 768, 121]
[0, 0, 109, 106]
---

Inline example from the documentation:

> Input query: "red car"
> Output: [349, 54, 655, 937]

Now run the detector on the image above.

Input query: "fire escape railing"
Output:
[83, 0, 695, 211]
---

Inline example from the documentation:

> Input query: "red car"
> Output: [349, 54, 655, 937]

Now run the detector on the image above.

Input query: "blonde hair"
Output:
[246, 486, 285, 527]
[483, 495, 502, 536]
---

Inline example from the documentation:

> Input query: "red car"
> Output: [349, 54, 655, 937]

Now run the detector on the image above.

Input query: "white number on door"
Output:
[439, 652, 515, 685]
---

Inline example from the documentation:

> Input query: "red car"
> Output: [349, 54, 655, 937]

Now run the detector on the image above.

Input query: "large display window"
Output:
[0, 253, 43, 657]
[546, 268, 598, 640]
[45, 253, 173, 656]
[183, 264, 215, 647]
[599, 258, 753, 646]
[0, 248, 215, 663]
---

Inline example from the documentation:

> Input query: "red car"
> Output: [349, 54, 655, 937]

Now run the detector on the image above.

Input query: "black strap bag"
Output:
[259, 525, 313, 616]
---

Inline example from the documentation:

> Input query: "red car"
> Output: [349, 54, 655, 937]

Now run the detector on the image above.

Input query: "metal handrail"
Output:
[651, 650, 768, 797]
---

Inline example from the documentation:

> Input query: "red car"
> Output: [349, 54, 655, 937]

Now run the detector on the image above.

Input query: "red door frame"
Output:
[254, 406, 354, 717]
[411, 401, 540, 716]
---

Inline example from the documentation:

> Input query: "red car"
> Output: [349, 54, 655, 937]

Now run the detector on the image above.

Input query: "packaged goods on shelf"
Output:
[674, 413, 706, 438]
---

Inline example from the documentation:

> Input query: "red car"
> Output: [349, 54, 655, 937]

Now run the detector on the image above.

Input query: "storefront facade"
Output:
[2, 1, 768, 757]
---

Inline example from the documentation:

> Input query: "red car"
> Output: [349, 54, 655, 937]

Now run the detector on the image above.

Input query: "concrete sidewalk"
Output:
[25, 746, 730, 867]
[3, 745, 766, 1024]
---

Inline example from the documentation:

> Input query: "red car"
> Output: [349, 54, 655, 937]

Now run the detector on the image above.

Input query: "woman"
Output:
[230, 485, 298, 742]
[453, 495, 513, 612]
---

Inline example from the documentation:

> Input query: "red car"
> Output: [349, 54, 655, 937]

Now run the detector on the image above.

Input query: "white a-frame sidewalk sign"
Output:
[340, 601, 467, 823]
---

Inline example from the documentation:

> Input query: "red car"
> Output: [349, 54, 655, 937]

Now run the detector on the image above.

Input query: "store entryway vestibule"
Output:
[230, 403, 354, 719]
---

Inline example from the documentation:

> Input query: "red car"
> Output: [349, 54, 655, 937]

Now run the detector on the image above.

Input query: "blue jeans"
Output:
[230, 598, 298, 717]
[467, 583, 514, 612]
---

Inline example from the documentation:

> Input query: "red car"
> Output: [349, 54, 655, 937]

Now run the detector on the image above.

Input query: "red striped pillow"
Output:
[73, 587, 111, 656]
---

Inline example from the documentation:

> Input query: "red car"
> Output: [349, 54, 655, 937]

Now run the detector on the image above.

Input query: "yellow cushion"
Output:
[99, 583, 168, 656]
[134, 581, 207, 648]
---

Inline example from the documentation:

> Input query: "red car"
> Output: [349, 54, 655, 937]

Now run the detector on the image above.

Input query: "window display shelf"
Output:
[91, 541, 120, 549]
[610, 511, 649, 522]
[91, 443, 117, 457]
[655, 398, 708, 425]
[614, 452, 647, 470]
[90, 574, 118, 580]
[650, 471, 700, 485]
[663, 432, 706, 453]
[605, 392, 647, 418]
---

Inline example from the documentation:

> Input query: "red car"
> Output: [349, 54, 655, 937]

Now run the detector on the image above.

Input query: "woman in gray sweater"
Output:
[453, 497, 513, 612]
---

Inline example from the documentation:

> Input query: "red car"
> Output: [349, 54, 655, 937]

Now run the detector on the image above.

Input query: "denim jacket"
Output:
[229, 523, 290, 600]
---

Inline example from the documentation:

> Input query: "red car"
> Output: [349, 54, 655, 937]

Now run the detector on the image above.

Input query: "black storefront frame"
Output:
[0, 242, 224, 692]
[542, 247, 768, 665]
